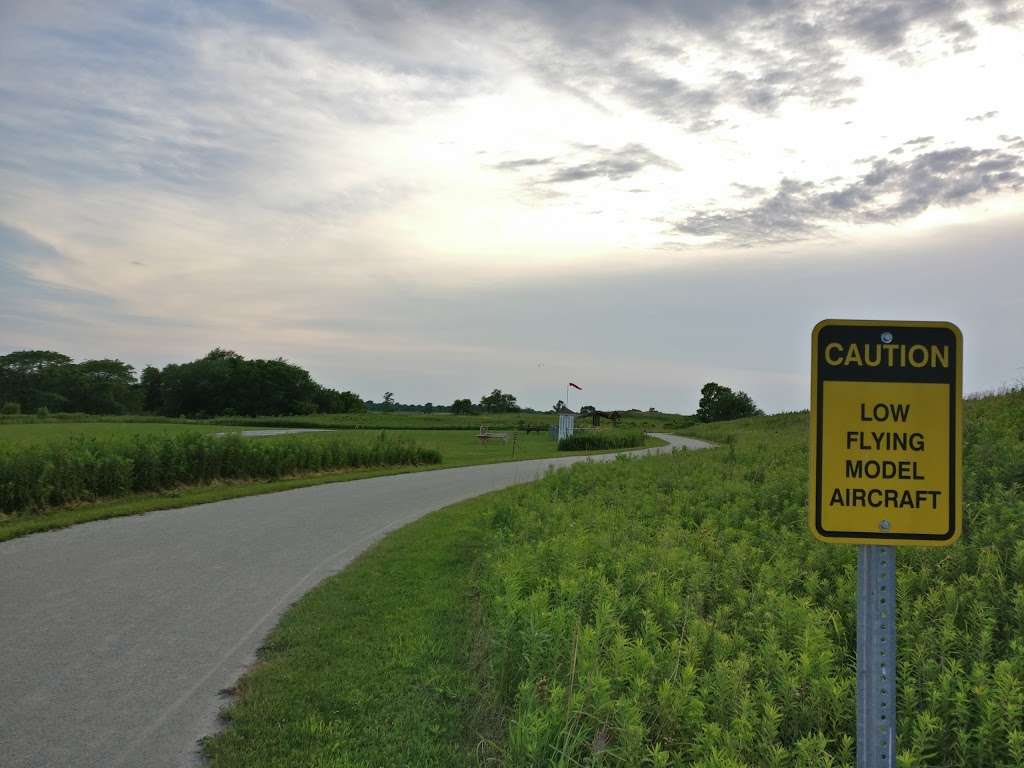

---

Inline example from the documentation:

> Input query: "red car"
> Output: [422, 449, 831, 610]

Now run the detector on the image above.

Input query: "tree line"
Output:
[0, 349, 763, 422]
[695, 382, 762, 422]
[0, 349, 364, 418]
[362, 389, 529, 415]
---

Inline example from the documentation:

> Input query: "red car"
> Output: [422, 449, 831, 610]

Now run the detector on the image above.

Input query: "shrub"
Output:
[0, 432, 441, 516]
[696, 381, 762, 422]
[1, 402, 21, 415]
[558, 430, 645, 451]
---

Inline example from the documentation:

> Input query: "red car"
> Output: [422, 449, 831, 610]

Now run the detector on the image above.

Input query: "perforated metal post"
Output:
[857, 545, 897, 768]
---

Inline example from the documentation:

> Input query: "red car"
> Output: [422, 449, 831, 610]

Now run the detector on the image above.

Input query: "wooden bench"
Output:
[478, 426, 510, 444]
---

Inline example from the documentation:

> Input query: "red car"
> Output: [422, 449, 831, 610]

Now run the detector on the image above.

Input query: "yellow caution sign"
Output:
[810, 320, 962, 546]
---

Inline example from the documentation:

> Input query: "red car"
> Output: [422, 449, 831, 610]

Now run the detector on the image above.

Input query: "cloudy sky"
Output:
[1, 0, 1022, 413]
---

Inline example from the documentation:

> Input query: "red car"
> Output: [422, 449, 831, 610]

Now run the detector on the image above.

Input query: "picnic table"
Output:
[478, 426, 511, 444]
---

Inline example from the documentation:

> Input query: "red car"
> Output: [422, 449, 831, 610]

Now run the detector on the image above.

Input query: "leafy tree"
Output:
[140, 366, 163, 413]
[0, 347, 363, 418]
[451, 398, 474, 415]
[160, 349, 243, 417]
[580, 405, 596, 415]
[240, 357, 320, 416]
[159, 350, 338, 417]
[0, 350, 73, 412]
[382, 392, 396, 411]
[314, 386, 364, 414]
[0, 350, 141, 414]
[695, 382, 762, 423]
[423, 402, 434, 414]
[480, 389, 519, 413]
[0, 350, 72, 376]
[70, 359, 139, 414]
[552, 399, 566, 413]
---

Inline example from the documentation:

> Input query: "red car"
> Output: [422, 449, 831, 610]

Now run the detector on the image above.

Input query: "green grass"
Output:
[203, 488, 501, 767]
[210, 411, 697, 433]
[204, 387, 1024, 767]
[0, 409, 698, 432]
[0, 410, 533, 431]
[0, 421, 239, 445]
[0, 431, 442, 518]
[285, 429, 663, 466]
[0, 428, 665, 542]
[209, 412, 555, 430]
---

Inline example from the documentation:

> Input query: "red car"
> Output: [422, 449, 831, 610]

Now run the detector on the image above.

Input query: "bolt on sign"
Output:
[810, 319, 963, 546]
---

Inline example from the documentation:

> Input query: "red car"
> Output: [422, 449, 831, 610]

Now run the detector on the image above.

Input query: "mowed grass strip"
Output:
[202, 489, 498, 768]
[0, 421, 238, 445]
[0, 409, 697, 433]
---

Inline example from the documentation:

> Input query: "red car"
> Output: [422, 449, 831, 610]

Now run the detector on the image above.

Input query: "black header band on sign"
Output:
[816, 324, 958, 385]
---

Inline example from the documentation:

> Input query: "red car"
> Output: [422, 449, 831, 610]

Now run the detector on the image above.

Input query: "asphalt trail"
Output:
[0, 434, 711, 767]
[212, 428, 335, 438]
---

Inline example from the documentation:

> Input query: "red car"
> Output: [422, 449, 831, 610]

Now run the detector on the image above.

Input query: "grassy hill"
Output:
[204, 387, 1024, 767]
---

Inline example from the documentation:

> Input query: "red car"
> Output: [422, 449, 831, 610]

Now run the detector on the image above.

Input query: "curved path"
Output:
[213, 428, 336, 438]
[0, 434, 711, 768]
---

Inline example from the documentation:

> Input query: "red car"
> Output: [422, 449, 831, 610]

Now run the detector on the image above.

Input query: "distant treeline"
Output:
[365, 389, 540, 415]
[0, 349, 365, 418]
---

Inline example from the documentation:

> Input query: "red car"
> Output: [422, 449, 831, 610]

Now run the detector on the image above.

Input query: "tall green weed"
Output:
[558, 431, 646, 451]
[0, 432, 440, 515]
[476, 388, 1024, 766]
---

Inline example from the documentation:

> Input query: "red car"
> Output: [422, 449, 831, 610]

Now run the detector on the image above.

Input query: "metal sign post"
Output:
[857, 545, 897, 768]
[809, 319, 963, 768]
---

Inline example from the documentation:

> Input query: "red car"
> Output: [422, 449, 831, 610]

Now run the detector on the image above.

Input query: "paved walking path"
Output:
[0, 434, 711, 767]
[213, 428, 334, 438]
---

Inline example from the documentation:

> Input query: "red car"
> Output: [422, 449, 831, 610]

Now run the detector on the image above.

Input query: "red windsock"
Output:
[568, 382, 582, 390]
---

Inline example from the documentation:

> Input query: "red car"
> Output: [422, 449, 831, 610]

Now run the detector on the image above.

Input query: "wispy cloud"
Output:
[492, 157, 554, 171]
[0, 222, 182, 343]
[441, 0, 1019, 132]
[676, 141, 1024, 245]
[968, 110, 1000, 122]
[492, 143, 679, 196]
[546, 144, 678, 183]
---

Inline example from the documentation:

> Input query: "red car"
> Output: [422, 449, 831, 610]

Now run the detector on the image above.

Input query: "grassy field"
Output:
[204, 387, 1024, 767]
[0, 427, 665, 542]
[0, 409, 698, 432]
[207, 411, 698, 432]
[0, 421, 238, 445]
[212, 412, 556, 430]
[242, 429, 665, 467]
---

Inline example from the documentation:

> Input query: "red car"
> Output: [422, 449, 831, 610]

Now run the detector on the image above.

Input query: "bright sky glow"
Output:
[2, 1, 1023, 411]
